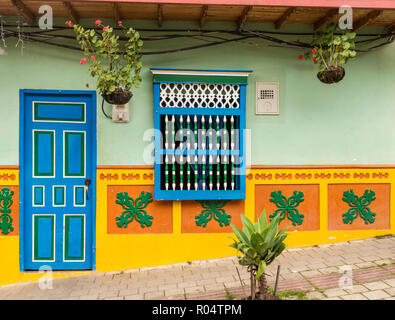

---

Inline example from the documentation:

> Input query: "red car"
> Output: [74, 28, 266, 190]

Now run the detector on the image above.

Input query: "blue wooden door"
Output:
[20, 90, 96, 270]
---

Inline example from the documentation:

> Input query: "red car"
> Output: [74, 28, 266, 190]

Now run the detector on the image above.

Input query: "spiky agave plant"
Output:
[230, 211, 289, 300]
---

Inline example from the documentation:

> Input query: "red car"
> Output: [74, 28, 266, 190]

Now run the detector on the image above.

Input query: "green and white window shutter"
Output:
[151, 68, 252, 201]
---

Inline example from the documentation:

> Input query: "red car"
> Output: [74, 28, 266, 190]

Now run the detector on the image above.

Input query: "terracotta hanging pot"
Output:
[102, 89, 133, 105]
[317, 66, 345, 84]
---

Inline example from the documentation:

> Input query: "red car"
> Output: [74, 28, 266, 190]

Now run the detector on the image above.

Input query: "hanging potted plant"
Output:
[71, 19, 143, 105]
[302, 23, 356, 84]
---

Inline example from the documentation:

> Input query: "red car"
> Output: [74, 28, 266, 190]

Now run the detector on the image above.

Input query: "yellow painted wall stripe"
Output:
[1, 166, 394, 285]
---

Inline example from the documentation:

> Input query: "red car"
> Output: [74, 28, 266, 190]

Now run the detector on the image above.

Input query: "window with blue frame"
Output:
[151, 68, 252, 200]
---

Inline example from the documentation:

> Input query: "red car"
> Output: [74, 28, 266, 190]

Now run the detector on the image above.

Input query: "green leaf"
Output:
[258, 209, 268, 231]
[263, 214, 280, 246]
[250, 232, 264, 249]
[241, 214, 255, 236]
[255, 260, 266, 280]
[229, 241, 238, 250]
[259, 225, 270, 239]
[231, 224, 250, 246]
[272, 234, 288, 253]
[340, 50, 349, 56]
[256, 242, 269, 256]
[347, 32, 356, 39]
[270, 212, 281, 229]
[245, 248, 257, 259]
[275, 242, 287, 256]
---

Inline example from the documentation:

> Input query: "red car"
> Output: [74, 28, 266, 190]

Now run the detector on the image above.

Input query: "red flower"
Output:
[80, 58, 87, 65]
[91, 55, 95, 61]
[68, 23, 72, 28]
[312, 48, 317, 54]
[313, 57, 317, 63]
[298, 54, 303, 60]
[95, 19, 102, 25]
[103, 26, 109, 33]
[118, 21, 122, 26]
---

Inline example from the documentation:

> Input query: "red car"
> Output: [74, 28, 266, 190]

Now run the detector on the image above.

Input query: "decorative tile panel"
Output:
[328, 183, 390, 230]
[255, 184, 320, 231]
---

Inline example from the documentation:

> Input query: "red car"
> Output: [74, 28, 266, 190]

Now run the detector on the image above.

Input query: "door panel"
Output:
[64, 131, 85, 177]
[33, 214, 55, 262]
[64, 214, 85, 261]
[33, 130, 55, 177]
[20, 90, 96, 270]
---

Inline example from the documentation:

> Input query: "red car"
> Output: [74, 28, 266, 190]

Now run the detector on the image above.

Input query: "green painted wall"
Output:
[0, 20, 394, 165]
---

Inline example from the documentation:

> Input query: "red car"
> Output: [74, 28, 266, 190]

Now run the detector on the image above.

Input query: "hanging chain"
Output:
[15, 18, 25, 55]
[0, 16, 6, 48]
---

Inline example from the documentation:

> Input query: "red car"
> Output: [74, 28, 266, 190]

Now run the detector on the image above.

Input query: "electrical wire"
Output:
[3, 25, 394, 55]
[4, 24, 391, 37]
[101, 98, 112, 119]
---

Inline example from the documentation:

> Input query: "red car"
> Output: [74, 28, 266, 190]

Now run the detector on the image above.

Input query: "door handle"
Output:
[84, 178, 91, 200]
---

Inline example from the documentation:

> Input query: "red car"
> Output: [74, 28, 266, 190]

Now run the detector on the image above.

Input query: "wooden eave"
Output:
[1, 0, 394, 31]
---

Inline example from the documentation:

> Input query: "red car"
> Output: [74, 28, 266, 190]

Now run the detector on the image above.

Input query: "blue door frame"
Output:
[19, 89, 97, 271]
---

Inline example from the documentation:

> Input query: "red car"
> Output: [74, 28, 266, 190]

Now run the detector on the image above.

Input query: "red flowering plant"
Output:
[70, 19, 143, 104]
[302, 23, 356, 84]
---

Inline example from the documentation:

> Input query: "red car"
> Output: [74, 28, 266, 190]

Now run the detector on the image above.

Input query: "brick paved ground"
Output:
[0, 236, 394, 300]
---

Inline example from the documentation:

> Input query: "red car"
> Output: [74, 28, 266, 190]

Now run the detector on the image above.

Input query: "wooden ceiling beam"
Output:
[112, 3, 121, 23]
[313, 8, 338, 31]
[158, 4, 163, 27]
[11, 0, 35, 25]
[386, 22, 395, 33]
[199, 5, 208, 28]
[63, 2, 79, 24]
[237, 5, 253, 32]
[275, 7, 296, 30]
[353, 10, 383, 31]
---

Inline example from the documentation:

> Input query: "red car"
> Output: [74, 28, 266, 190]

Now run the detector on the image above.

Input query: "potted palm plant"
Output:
[71, 19, 143, 105]
[230, 211, 289, 300]
[302, 23, 356, 84]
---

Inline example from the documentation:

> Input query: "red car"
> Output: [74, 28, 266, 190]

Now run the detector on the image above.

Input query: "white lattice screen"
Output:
[159, 83, 240, 108]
